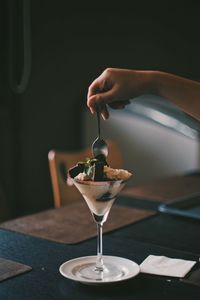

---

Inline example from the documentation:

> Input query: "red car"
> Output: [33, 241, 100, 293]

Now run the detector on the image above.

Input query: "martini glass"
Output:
[61, 169, 137, 283]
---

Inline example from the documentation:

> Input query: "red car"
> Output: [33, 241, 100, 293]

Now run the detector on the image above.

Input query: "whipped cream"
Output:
[104, 166, 132, 180]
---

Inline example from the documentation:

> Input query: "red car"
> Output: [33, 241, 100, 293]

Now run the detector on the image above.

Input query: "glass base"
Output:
[60, 255, 140, 284]
[74, 262, 125, 281]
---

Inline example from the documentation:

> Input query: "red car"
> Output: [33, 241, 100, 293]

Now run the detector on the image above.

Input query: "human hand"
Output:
[87, 68, 150, 119]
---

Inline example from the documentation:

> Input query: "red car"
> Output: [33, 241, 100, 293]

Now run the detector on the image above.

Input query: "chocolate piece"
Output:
[95, 154, 108, 166]
[93, 161, 105, 181]
[68, 164, 84, 179]
[68, 156, 108, 181]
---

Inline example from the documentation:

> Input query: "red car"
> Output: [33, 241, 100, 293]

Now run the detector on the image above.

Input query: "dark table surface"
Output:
[1, 195, 200, 300]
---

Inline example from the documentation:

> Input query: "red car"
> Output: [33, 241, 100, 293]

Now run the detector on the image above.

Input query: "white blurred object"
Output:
[83, 95, 200, 186]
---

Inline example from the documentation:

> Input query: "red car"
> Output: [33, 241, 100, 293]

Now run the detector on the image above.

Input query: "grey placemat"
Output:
[0, 202, 155, 244]
[121, 175, 200, 202]
[0, 258, 32, 282]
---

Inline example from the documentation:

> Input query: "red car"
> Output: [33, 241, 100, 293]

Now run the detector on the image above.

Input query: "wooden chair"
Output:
[48, 140, 123, 208]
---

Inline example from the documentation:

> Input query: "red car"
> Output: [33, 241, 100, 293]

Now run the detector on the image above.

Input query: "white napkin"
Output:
[140, 255, 196, 278]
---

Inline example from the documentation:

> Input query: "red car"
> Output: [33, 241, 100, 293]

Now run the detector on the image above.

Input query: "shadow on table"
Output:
[58, 275, 143, 299]
[58, 271, 200, 299]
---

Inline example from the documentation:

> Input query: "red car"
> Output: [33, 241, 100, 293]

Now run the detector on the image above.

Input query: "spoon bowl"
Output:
[91, 104, 108, 159]
[92, 137, 108, 158]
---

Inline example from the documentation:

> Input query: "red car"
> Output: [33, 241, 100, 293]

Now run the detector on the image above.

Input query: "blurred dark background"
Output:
[0, 0, 200, 221]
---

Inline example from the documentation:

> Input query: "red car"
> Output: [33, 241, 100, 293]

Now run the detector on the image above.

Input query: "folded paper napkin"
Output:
[140, 255, 196, 278]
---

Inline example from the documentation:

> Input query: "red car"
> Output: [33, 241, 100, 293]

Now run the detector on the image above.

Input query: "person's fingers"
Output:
[87, 82, 130, 118]
[87, 88, 116, 113]
[100, 105, 109, 120]
[87, 95, 98, 114]
[87, 78, 103, 99]
[87, 90, 110, 118]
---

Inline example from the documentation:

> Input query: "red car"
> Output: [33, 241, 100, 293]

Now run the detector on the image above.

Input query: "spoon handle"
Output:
[96, 104, 101, 138]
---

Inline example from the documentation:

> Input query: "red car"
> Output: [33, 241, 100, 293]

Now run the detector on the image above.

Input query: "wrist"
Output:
[145, 70, 170, 96]
[137, 70, 158, 95]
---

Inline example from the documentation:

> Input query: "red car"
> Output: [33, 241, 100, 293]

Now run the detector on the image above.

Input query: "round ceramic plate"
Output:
[59, 255, 140, 285]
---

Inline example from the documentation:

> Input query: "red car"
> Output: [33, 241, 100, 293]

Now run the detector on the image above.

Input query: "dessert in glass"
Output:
[59, 155, 140, 284]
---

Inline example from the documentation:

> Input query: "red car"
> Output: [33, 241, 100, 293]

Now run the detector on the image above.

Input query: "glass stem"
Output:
[95, 222, 104, 271]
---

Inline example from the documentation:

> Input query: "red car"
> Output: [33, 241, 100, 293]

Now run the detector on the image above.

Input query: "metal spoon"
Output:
[92, 104, 108, 158]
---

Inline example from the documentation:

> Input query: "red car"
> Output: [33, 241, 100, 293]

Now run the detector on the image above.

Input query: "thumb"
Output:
[87, 89, 116, 111]
[87, 92, 112, 119]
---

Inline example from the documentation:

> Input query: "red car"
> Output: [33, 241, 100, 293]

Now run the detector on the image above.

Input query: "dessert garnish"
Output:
[69, 154, 132, 182]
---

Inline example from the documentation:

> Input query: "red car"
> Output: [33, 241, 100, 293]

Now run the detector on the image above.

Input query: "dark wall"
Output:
[0, 0, 19, 220]
[1, 1, 200, 220]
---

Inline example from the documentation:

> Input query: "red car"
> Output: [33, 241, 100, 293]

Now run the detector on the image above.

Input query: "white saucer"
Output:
[59, 255, 140, 285]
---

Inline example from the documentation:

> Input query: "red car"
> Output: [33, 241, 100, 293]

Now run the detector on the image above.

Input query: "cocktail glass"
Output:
[68, 171, 130, 282]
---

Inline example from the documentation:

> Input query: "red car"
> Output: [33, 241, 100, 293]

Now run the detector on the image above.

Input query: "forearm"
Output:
[87, 68, 200, 121]
[150, 71, 200, 121]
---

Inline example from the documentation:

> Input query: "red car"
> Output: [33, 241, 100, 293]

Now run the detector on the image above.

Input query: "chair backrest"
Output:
[48, 140, 123, 208]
